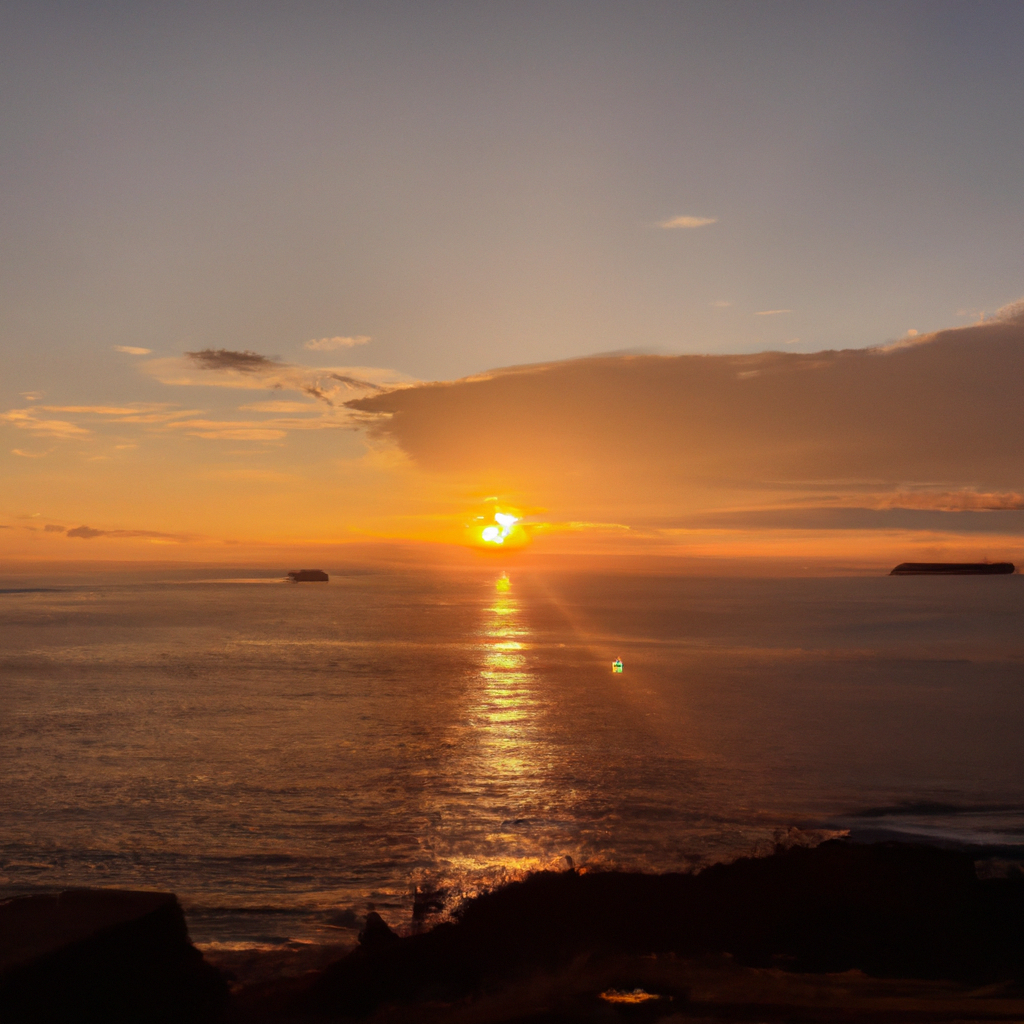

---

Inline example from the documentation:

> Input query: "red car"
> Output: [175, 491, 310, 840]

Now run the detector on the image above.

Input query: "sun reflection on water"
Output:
[454, 573, 559, 859]
[416, 571, 576, 903]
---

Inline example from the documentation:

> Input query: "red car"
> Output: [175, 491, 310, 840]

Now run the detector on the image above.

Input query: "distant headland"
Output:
[890, 562, 1015, 575]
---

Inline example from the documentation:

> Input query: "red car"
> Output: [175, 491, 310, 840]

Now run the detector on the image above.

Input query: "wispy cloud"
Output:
[659, 215, 717, 230]
[324, 372, 384, 392]
[66, 525, 191, 541]
[113, 345, 152, 355]
[40, 404, 202, 424]
[304, 335, 371, 351]
[20, 391, 43, 401]
[755, 309, 792, 316]
[11, 448, 54, 457]
[877, 489, 1024, 512]
[711, 300, 732, 308]
[150, 349, 411, 408]
[238, 400, 319, 413]
[1, 408, 91, 438]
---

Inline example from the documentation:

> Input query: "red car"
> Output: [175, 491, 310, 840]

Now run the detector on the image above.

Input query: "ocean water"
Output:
[2, 565, 1023, 956]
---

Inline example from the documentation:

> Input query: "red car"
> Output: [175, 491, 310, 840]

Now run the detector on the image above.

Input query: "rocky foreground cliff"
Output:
[3, 841, 1024, 1023]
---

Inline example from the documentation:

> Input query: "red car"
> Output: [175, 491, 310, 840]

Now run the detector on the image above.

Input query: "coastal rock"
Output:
[0, 889, 227, 1023]
[358, 911, 399, 950]
[305, 841, 1024, 1018]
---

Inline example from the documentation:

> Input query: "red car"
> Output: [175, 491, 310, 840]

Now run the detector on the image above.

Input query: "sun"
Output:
[472, 509, 528, 549]
[482, 512, 518, 544]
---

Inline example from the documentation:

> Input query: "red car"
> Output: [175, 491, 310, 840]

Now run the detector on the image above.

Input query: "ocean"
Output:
[2, 564, 1023, 963]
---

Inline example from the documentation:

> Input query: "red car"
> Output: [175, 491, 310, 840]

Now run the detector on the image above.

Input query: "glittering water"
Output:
[2, 564, 1023, 951]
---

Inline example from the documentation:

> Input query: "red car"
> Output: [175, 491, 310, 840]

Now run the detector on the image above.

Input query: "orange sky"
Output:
[3, 309, 1024, 570]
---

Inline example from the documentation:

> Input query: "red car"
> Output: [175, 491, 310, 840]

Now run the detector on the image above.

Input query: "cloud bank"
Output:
[348, 310, 1024, 540]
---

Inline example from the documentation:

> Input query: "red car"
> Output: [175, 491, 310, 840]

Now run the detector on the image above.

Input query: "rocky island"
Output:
[890, 562, 1015, 575]
[287, 569, 330, 582]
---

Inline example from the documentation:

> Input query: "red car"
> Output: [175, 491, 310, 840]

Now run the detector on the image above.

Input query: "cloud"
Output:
[40, 404, 202, 424]
[755, 309, 792, 316]
[113, 345, 152, 355]
[347, 309, 1024, 534]
[994, 297, 1024, 322]
[162, 415, 355, 440]
[659, 507, 1024, 534]
[7, 390, 372, 447]
[304, 336, 371, 351]
[877, 489, 1024, 511]
[1, 408, 91, 438]
[146, 350, 411, 410]
[238, 400, 319, 412]
[659, 215, 717, 229]
[66, 526, 107, 538]
[3, 395, 360, 448]
[11, 448, 53, 457]
[66, 525, 190, 541]
[711, 300, 732, 308]
[324, 372, 384, 392]
[20, 391, 43, 401]
[186, 348, 279, 372]
[43, 524, 65, 533]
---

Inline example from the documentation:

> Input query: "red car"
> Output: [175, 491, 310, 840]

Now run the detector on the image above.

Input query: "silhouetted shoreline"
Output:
[4, 840, 1024, 1022]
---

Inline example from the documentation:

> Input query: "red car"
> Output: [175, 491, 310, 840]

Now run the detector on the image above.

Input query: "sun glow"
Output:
[479, 511, 524, 547]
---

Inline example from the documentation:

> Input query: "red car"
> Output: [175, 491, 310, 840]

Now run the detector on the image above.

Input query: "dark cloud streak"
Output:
[185, 349, 280, 372]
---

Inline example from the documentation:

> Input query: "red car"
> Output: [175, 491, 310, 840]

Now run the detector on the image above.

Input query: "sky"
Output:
[2, 1, 1023, 565]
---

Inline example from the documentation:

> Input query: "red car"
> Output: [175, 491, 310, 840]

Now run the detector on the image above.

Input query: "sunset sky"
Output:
[3, 2, 1024, 565]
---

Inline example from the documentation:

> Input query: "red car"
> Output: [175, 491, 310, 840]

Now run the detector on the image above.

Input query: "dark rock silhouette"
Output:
[6, 845, 1023, 1022]
[890, 561, 1015, 575]
[357, 912, 399, 951]
[288, 569, 329, 581]
[0, 890, 227, 1023]
[305, 841, 1024, 1018]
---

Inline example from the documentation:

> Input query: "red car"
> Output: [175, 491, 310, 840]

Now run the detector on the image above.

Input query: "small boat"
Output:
[889, 562, 1015, 576]
[287, 569, 329, 582]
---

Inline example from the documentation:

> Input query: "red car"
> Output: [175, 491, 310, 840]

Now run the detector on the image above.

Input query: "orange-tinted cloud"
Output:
[349, 309, 1024, 543]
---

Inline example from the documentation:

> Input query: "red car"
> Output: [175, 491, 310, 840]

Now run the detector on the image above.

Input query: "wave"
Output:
[849, 800, 1024, 818]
